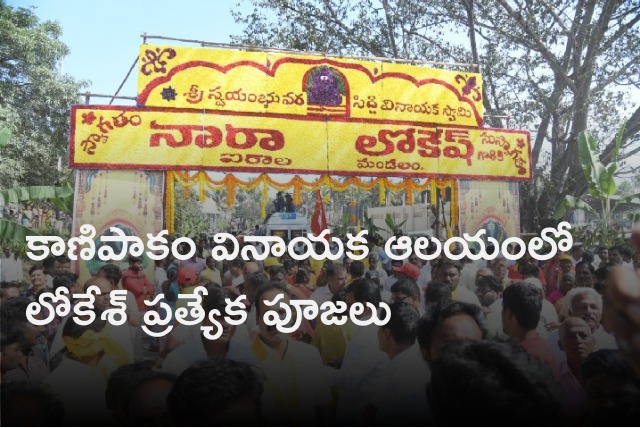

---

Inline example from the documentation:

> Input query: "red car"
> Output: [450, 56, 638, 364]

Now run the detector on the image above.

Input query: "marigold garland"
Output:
[164, 172, 458, 235]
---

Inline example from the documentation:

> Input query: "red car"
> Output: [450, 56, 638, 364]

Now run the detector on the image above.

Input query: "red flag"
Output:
[310, 190, 329, 238]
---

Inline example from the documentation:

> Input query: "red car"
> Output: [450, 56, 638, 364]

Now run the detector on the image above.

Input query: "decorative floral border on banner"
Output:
[164, 171, 458, 234]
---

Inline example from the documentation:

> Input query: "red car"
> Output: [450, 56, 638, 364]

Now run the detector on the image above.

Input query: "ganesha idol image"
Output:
[304, 66, 348, 116]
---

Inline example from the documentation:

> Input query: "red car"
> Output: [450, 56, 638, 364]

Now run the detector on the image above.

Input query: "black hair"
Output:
[417, 301, 486, 352]
[53, 272, 79, 292]
[437, 259, 462, 273]
[42, 256, 55, 271]
[581, 349, 639, 382]
[202, 285, 236, 315]
[619, 244, 633, 259]
[268, 266, 285, 278]
[283, 259, 297, 271]
[128, 255, 143, 264]
[0, 323, 25, 350]
[1, 383, 65, 426]
[390, 279, 420, 299]
[167, 358, 263, 426]
[331, 287, 347, 304]
[581, 250, 594, 264]
[329, 287, 349, 317]
[346, 278, 381, 306]
[350, 260, 365, 278]
[105, 362, 155, 412]
[502, 282, 541, 330]
[580, 349, 640, 425]
[0, 281, 18, 289]
[477, 275, 504, 293]
[575, 260, 595, 275]
[55, 255, 71, 264]
[427, 340, 563, 425]
[28, 265, 44, 275]
[127, 371, 177, 426]
[62, 309, 106, 340]
[245, 272, 269, 291]
[519, 262, 539, 277]
[97, 263, 122, 286]
[424, 281, 452, 307]
[594, 265, 614, 282]
[294, 268, 310, 283]
[230, 258, 244, 268]
[383, 302, 419, 346]
[254, 282, 288, 315]
[0, 297, 30, 323]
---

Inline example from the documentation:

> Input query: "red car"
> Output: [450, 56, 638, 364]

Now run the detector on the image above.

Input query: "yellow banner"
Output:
[137, 45, 484, 127]
[70, 105, 531, 180]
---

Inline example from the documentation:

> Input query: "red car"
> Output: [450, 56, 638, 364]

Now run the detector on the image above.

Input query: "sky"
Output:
[8, 0, 243, 101]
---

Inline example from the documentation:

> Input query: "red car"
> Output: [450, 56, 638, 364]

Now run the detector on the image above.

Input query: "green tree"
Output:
[234, 186, 263, 227]
[0, 127, 74, 242]
[0, 1, 85, 188]
[617, 180, 635, 197]
[232, 0, 640, 232]
[173, 184, 210, 237]
[555, 123, 639, 246]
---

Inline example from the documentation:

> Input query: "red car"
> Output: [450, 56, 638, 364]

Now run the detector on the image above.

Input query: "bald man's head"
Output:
[243, 261, 260, 276]
[559, 317, 594, 364]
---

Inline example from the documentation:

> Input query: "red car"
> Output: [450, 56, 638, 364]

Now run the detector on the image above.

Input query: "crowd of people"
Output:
[0, 203, 71, 232]
[1, 233, 640, 426]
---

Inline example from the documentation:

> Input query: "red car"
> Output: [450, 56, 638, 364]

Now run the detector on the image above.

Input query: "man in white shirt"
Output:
[251, 283, 332, 425]
[367, 252, 388, 285]
[459, 258, 479, 292]
[486, 278, 558, 340]
[162, 287, 258, 375]
[367, 302, 431, 425]
[223, 259, 244, 290]
[310, 264, 347, 305]
[571, 243, 584, 266]
[336, 278, 389, 425]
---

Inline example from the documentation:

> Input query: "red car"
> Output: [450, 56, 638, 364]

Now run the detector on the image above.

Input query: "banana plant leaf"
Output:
[0, 185, 73, 207]
[0, 219, 40, 240]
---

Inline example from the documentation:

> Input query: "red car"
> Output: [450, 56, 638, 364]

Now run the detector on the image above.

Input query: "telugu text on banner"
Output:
[70, 105, 531, 180]
[137, 45, 484, 128]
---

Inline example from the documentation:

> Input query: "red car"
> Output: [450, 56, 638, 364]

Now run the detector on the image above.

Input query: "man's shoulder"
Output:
[289, 339, 324, 362]
[311, 287, 333, 306]
[311, 286, 330, 296]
